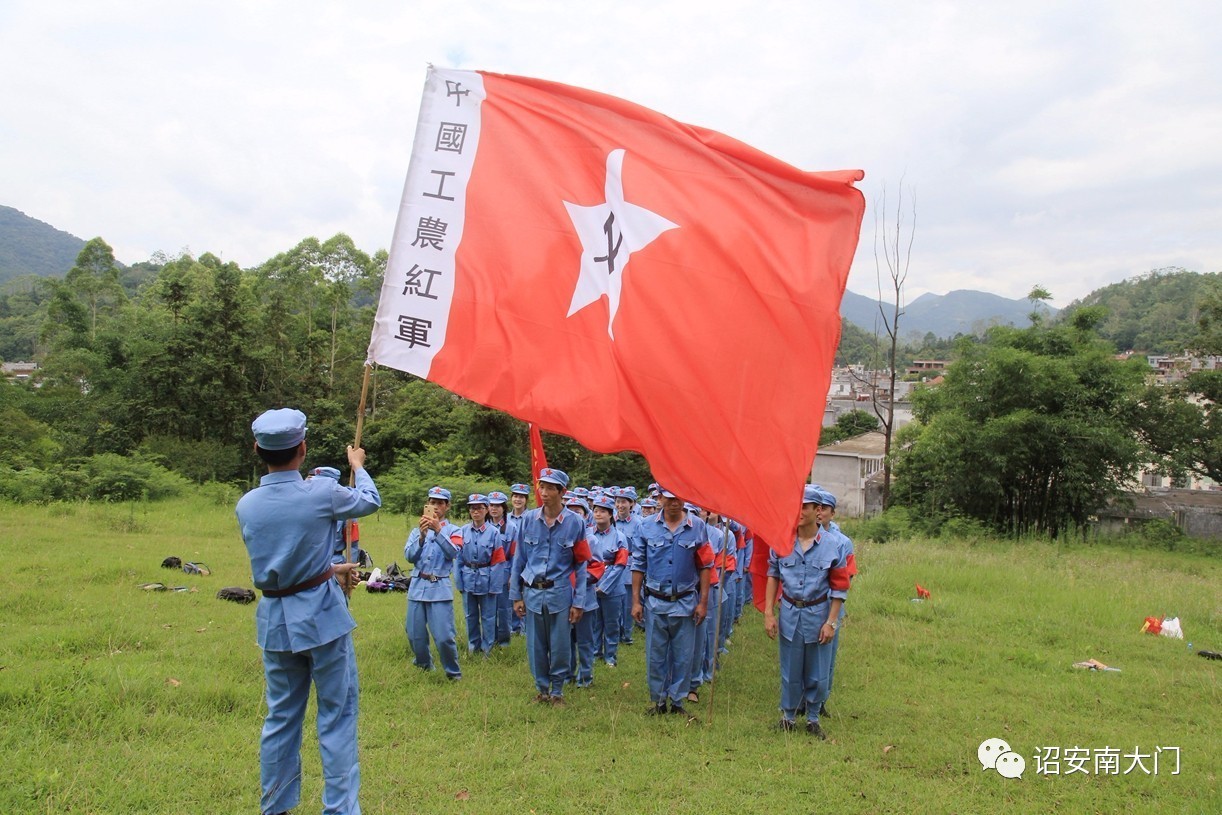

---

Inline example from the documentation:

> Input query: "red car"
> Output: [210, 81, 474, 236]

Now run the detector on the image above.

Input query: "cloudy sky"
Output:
[2, 1, 1219, 306]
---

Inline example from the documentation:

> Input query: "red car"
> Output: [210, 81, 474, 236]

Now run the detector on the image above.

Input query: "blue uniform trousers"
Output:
[718, 585, 734, 652]
[826, 627, 842, 700]
[778, 633, 832, 724]
[496, 586, 516, 641]
[647, 611, 695, 705]
[688, 594, 713, 690]
[525, 606, 572, 696]
[261, 634, 359, 815]
[463, 592, 498, 654]
[570, 612, 595, 686]
[406, 600, 461, 678]
[595, 593, 623, 663]
[619, 588, 636, 642]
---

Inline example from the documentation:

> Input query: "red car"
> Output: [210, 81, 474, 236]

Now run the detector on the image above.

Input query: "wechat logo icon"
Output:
[979, 738, 1025, 779]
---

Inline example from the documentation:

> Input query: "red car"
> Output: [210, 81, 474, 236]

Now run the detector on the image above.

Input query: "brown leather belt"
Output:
[783, 592, 827, 609]
[262, 566, 335, 598]
[645, 586, 694, 602]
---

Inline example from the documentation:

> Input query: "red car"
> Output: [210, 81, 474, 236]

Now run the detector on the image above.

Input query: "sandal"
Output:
[182, 562, 211, 576]
[139, 582, 167, 591]
[686, 691, 699, 703]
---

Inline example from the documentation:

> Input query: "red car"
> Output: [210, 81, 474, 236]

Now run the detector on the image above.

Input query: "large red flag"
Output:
[367, 68, 864, 554]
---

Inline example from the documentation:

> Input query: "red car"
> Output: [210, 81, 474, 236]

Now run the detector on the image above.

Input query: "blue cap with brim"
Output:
[539, 468, 569, 488]
[309, 466, 341, 480]
[252, 408, 307, 450]
[640, 498, 659, 508]
[510, 483, 531, 495]
[591, 495, 615, 511]
[427, 486, 452, 501]
[487, 491, 508, 504]
[466, 493, 489, 506]
[620, 486, 639, 500]
[565, 497, 590, 514]
[658, 486, 677, 499]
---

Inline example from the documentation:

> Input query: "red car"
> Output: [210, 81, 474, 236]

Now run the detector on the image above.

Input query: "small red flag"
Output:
[368, 68, 864, 553]
[529, 422, 548, 508]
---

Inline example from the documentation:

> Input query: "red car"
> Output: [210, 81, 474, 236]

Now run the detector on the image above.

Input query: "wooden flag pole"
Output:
[344, 364, 373, 594]
[704, 515, 732, 726]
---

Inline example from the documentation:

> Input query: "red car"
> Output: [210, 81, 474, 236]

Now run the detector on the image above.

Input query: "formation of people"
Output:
[234, 407, 856, 815]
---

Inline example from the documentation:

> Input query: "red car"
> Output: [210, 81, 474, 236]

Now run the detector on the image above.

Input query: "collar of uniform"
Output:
[649, 513, 693, 529]
[260, 470, 305, 486]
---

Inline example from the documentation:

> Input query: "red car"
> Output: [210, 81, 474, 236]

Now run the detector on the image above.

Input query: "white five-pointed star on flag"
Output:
[564, 149, 679, 338]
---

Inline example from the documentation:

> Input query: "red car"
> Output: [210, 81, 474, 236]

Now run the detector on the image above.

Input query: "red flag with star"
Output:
[367, 68, 864, 555]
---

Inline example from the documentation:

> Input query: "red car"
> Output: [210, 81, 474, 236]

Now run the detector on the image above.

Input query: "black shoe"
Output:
[819, 703, 831, 719]
[668, 702, 687, 716]
[777, 719, 796, 732]
[647, 702, 667, 716]
[806, 721, 827, 740]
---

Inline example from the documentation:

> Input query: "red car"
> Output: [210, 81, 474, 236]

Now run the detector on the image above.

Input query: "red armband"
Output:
[846, 552, 857, 578]
[695, 542, 714, 569]
[490, 547, 507, 566]
[587, 561, 607, 580]
[726, 554, 738, 572]
[828, 563, 851, 592]
[572, 539, 592, 564]
[450, 532, 463, 548]
[614, 548, 629, 566]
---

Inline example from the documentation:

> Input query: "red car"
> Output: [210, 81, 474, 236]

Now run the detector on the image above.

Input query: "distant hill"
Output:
[840, 288, 1056, 339]
[0, 206, 86, 284]
[1057, 267, 1218, 354]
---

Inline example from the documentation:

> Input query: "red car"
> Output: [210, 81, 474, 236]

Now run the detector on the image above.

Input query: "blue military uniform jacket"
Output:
[615, 514, 642, 588]
[236, 468, 381, 653]
[405, 521, 462, 602]
[586, 525, 628, 598]
[768, 531, 849, 643]
[509, 507, 589, 613]
[631, 513, 712, 617]
[458, 522, 505, 595]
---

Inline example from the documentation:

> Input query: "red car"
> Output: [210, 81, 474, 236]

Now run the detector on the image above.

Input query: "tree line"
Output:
[0, 236, 1217, 537]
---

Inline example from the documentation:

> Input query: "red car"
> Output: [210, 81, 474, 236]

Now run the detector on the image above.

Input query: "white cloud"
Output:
[1, 0, 1218, 309]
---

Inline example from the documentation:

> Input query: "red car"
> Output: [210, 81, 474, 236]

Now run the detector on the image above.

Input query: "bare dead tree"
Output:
[872, 182, 916, 509]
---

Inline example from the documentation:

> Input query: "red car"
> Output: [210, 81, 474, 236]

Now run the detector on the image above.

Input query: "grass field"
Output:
[0, 494, 1217, 814]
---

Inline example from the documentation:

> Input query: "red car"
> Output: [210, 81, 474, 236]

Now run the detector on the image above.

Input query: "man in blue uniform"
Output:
[814, 487, 856, 719]
[510, 468, 591, 705]
[505, 483, 531, 636]
[235, 408, 381, 815]
[587, 494, 629, 668]
[487, 491, 514, 645]
[763, 484, 851, 739]
[458, 494, 505, 656]
[631, 488, 713, 717]
[614, 489, 644, 645]
[404, 486, 463, 680]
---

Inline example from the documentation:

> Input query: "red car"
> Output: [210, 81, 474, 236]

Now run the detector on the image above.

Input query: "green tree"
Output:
[892, 317, 1146, 536]
[1135, 279, 1222, 484]
[820, 409, 881, 444]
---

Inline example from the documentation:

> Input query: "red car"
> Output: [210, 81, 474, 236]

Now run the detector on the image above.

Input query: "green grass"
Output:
[1, 496, 1218, 813]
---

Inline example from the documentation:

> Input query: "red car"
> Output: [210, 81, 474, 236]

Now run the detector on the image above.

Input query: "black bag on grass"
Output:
[217, 587, 256, 604]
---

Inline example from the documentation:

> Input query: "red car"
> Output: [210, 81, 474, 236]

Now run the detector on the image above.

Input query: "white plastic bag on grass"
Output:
[1159, 617, 1184, 639]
